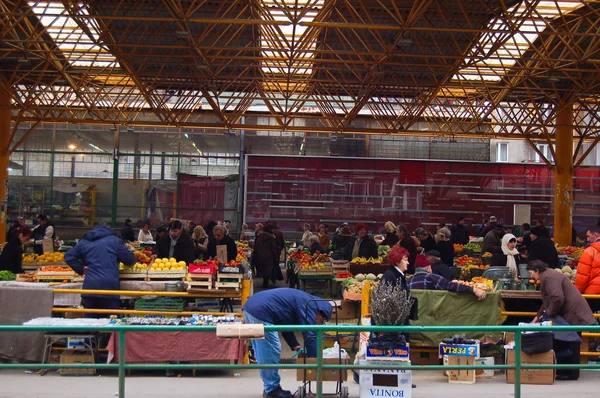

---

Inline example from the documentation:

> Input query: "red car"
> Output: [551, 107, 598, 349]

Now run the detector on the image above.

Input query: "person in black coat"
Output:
[0, 226, 32, 274]
[155, 220, 196, 265]
[451, 217, 470, 245]
[520, 223, 532, 248]
[425, 249, 453, 281]
[435, 227, 455, 268]
[527, 226, 559, 269]
[344, 223, 379, 261]
[381, 246, 410, 291]
[333, 226, 353, 252]
[121, 219, 135, 242]
[206, 224, 238, 263]
[414, 228, 436, 253]
[396, 224, 418, 274]
[380, 221, 399, 247]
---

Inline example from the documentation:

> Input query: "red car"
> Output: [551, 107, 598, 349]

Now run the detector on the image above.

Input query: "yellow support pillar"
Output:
[553, 104, 574, 246]
[0, 87, 11, 244]
[241, 279, 252, 307]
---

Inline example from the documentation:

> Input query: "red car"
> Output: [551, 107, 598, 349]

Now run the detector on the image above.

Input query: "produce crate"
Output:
[298, 266, 333, 276]
[147, 270, 187, 280]
[215, 273, 243, 291]
[60, 351, 95, 376]
[119, 271, 147, 280]
[35, 271, 76, 281]
[187, 273, 215, 291]
[134, 297, 185, 312]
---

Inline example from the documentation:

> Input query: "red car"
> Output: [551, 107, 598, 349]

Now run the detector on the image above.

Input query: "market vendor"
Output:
[527, 260, 596, 380]
[64, 224, 136, 317]
[527, 226, 558, 268]
[137, 221, 154, 243]
[155, 220, 196, 265]
[0, 226, 32, 274]
[243, 288, 332, 398]
[408, 254, 487, 300]
[206, 224, 237, 263]
[30, 214, 55, 255]
[344, 222, 378, 261]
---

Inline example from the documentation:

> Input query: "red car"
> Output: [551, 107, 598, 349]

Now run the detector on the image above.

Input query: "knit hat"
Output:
[356, 222, 367, 232]
[414, 254, 431, 268]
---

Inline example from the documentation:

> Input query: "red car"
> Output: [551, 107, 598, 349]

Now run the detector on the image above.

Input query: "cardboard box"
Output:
[296, 358, 347, 382]
[475, 357, 495, 378]
[505, 349, 555, 385]
[359, 359, 411, 398]
[409, 347, 440, 366]
[60, 351, 95, 376]
[334, 300, 359, 319]
[366, 344, 410, 361]
[445, 355, 476, 384]
[439, 342, 480, 358]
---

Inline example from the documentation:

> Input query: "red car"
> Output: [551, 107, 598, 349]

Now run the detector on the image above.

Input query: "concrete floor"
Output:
[1, 368, 599, 398]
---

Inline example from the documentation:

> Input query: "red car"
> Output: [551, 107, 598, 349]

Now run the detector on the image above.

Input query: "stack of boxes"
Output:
[504, 331, 555, 385]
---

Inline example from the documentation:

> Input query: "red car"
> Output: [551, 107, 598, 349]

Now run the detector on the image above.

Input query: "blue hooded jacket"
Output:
[243, 288, 333, 357]
[65, 225, 135, 298]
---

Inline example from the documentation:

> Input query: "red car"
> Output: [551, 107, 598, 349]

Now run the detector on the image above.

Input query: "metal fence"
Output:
[1, 324, 599, 398]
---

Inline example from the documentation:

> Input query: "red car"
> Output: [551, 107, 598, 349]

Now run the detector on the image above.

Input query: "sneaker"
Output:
[263, 386, 293, 398]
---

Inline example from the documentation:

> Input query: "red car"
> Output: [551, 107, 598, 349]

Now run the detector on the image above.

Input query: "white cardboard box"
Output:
[359, 359, 411, 398]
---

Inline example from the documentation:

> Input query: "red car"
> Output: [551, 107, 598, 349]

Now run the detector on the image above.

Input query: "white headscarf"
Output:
[501, 233, 519, 274]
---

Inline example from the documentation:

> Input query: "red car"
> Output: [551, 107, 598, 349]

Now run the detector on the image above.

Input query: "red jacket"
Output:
[575, 241, 600, 294]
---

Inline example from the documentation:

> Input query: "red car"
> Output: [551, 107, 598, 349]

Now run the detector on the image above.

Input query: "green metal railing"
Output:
[1, 324, 599, 398]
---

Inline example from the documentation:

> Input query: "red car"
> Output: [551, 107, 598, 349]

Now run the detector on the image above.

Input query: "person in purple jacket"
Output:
[65, 224, 135, 318]
[243, 288, 333, 398]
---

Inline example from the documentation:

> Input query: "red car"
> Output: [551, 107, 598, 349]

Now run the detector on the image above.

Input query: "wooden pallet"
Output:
[186, 281, 214, 291]
[215, 273, 242, 291]
[147, 271, 186, 280]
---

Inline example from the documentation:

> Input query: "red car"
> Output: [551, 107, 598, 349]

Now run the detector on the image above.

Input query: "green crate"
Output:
[134, 297, 184, 312]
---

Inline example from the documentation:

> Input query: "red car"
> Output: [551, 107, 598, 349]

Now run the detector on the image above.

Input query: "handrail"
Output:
[1, 323, 599, 398]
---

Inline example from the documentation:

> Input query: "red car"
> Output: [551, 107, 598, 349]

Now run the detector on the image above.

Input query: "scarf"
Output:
[501, 233, 519, 274]
[169, 235, 180, 258]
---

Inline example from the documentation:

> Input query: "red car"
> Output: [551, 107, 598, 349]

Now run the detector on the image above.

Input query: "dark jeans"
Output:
[554, 336, 581, 379]
[82, 297, 120, 318]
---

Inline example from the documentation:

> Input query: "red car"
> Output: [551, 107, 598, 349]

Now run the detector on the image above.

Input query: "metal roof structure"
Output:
[2, 0, 600, 162]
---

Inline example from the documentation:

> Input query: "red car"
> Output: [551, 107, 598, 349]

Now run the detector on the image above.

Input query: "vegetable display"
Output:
[0, 270, 16, 281]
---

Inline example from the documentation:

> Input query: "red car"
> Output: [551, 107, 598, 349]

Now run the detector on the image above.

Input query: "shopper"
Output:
[187, 221, 197, 236]
[64, 225, 135, 317]
[345, 222, 378, 261]
[0, 226, 32, 274]
[477, 219, 489, 237]
[527, 226, 558, 268]
[519, 223, 532, 248]
[332, 226, 353, 252]
[239, 223, 254, 243]
[491, 233, 520, 274]
[207, 224, 238, 263]
[252, 224, 280, 289]
[137, 221, 153, 243]
[482, 224, 504, 254]
[308, 235, 325, 255]
[574, 225, 600, 295]
[243, 288, 332, 398]
[408, 254, 487, 300]
[425, 249, 453, 281]
[380, 221, 399, 246]
[317, 224, 330, 250]
[527, 260, 596, 380]
[301, 224, 313, 247]
[155, 225, 167, 242]
[155, 220, 196, 265]
[414, 227, 436, 253]
[396, 224, 417, 274]
[223, 220, 232, 236]
[204, 220, 217, 239]
[451, 217, 470, 245]
[381, 246, 410, 291]
[435, 227, 455, 269]
[31, 214, 55, 255]
[120, 218, 135, 242]
[192, 225, 209, 260]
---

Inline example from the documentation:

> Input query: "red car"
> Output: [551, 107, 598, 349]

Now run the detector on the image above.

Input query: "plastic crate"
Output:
[134, 297, 185, 312]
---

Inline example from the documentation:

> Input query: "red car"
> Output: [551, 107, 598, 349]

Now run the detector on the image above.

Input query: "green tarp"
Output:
[409, 290, 502, 346]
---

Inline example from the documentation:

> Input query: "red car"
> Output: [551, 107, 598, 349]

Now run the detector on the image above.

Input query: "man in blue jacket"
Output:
[243, 288, 333, 398]
[65, 225, 136, 317]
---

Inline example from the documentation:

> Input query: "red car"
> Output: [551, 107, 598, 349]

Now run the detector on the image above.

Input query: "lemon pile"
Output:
[22, 253, 38, 263]
[37, 252, 64, 263]
[119, 262, 148, 272]
[150, 258, 186, 271]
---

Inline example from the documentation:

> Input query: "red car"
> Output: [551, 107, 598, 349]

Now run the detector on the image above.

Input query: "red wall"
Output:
[245, 155, 600, 236]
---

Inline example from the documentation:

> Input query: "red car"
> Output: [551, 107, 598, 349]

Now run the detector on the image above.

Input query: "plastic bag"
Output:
[322, 342, 347, 359]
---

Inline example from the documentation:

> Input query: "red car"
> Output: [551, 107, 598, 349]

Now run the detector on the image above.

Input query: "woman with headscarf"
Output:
[491, 233, 520, 275]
